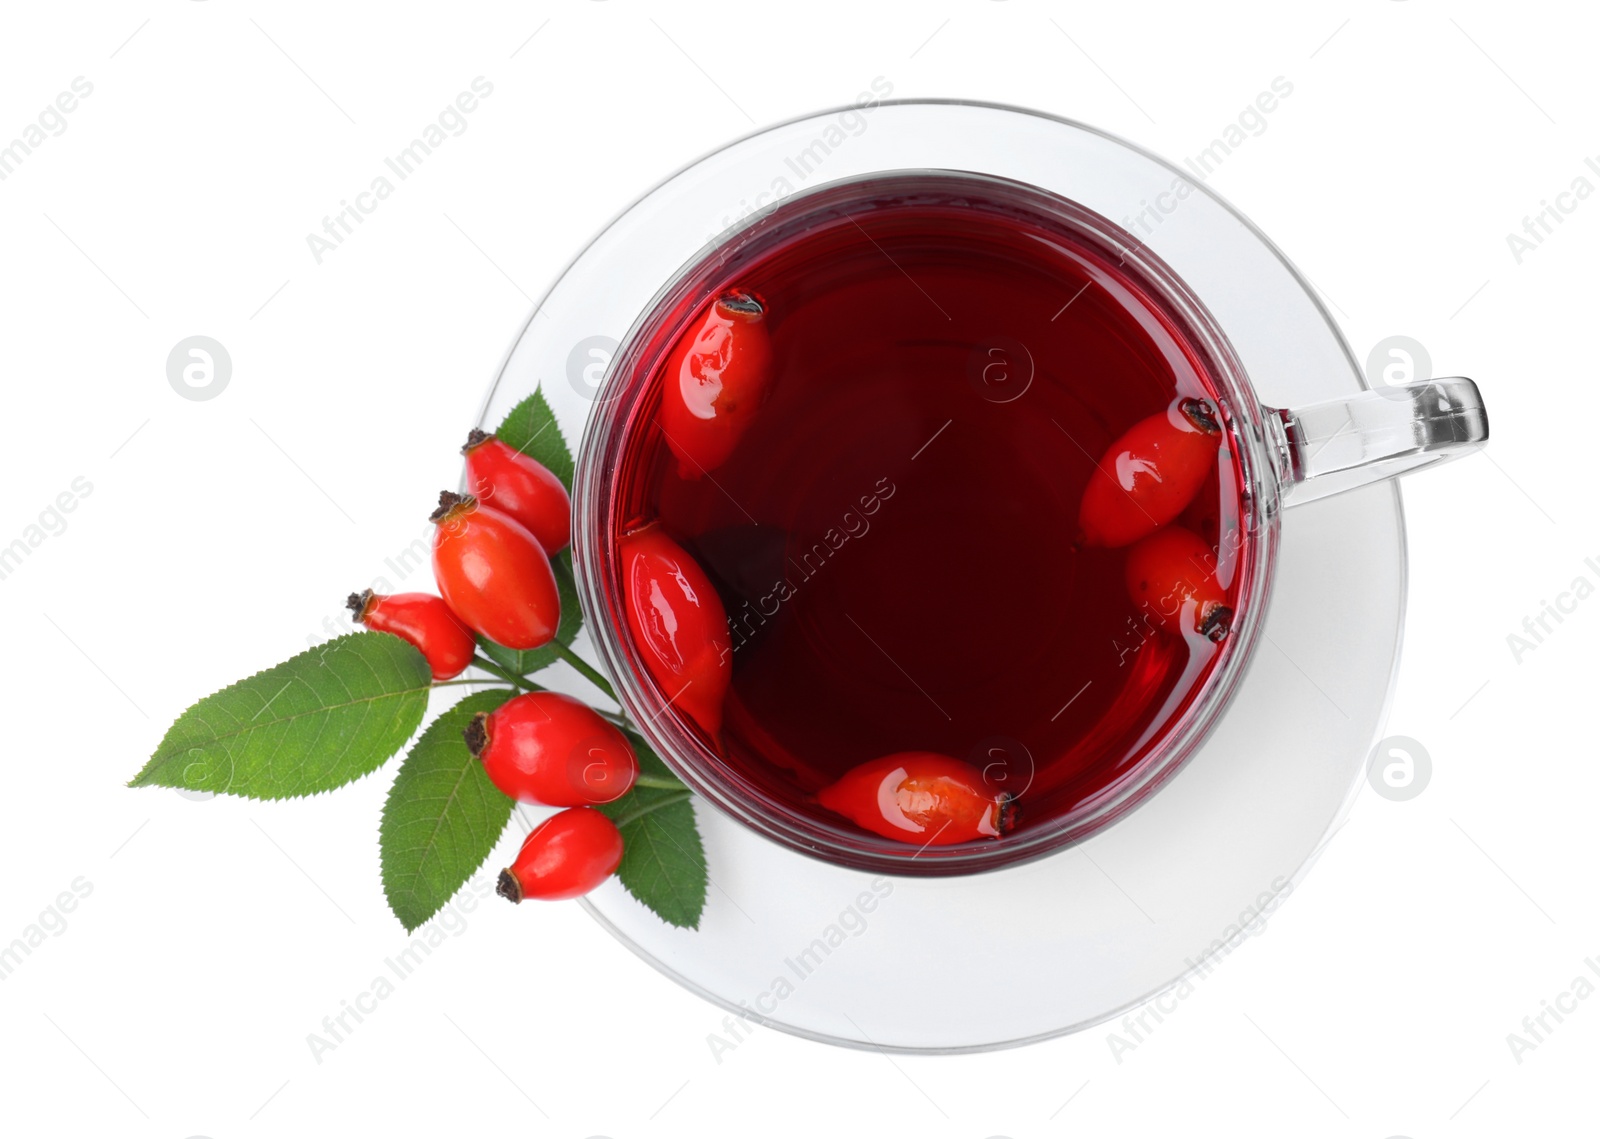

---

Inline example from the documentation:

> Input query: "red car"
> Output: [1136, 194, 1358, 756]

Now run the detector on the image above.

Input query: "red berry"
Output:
[461, 429, 572, 554]
[346, 590, 476, 681]
[1124, 525, 1233, 642]
[816, 752, 1016, 845]
[496, 807, 624, 902]
[1078, 397, 1222, 548]
[657, 290, 775, 477]
[430, 492, 560, 651]
[618, 522, 732, 740]
[465, 691, 638, 806]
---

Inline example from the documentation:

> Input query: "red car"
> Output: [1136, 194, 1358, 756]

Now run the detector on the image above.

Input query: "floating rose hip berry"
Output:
[1078, 397, 1223, 548]
[346, 589, 477, 681]
[816, 752, 1016, 845]
[657, 290, 775, 477]
[1124, 525, 1233, 642]
[461, 429, 572, 554]
[497, 807, 624, 902]
[465, 691, 638, 806]
[430, 492, 560, 651]
[618, 522, 732, 741]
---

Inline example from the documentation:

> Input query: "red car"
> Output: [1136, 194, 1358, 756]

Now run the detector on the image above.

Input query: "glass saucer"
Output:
[474, 101, 1403, 1052]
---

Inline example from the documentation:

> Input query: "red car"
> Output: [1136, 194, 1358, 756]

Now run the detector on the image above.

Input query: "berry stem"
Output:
[431, 678, 514, 690]
[634, 774, 686, 791]
[610, 788, 693, 828]
[596, 707, 636, 731]
[470, 655, 545, 694]
[473, 652, 652, 749]
[548, 641, 618, 703]
[611, 725, 684, 788]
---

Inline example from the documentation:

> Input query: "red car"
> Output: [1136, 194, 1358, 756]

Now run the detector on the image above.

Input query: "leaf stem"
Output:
[611, 788, 692, 828]
[470, 655, 544, 693]
[548, 641, 618, 702]
[431, 678, 513, 689]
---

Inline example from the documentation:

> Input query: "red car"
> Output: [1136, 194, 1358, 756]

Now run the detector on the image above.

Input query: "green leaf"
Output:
[477, 549, 583, 677]
[129, 632, 433, 800]
[610, 795, 706, 930]
[495, 385, 574, 491]
[598, 743, 707, 929]
[380, 688, 517, 932]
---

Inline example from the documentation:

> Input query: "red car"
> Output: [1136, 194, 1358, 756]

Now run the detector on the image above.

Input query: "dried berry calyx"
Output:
[1179, 397, 1221, 434]
[346, 589, 375, 621]
[715, 290, 765, 318]
[495, 868, 524, 903]
[429, 490, 475, 524]
[462, 712, 490, 757]
[1200, 604, 1234, 643]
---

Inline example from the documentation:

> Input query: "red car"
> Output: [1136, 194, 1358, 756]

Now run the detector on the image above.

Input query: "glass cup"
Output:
[567, 111, 1488, 878]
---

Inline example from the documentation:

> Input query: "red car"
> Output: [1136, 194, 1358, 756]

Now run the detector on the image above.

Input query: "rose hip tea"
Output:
[607, 174, 1252, 850]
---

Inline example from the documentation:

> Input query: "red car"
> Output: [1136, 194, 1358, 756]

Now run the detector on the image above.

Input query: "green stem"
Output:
[549, 641, 618, 703]
[432, 678, 513, 689]
[473, 653, 641, 739]
[611, 788, 692, 828]
[634, 773, 686, 791]
[470, 655, 544, 694]
[615, 723, 678, 780]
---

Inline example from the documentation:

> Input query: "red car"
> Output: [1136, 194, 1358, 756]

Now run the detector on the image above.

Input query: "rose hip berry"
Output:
[1124, 524, 1233, 642]
[657, 290, 775, 478]
[465, 691, 638, 806]
[618, 522, 732, 741]
[816, 752, 1016, 845]
[430, 492, 560, 651]
[497, 807, 625, 902]
[461, 429, 572, 554]
[1078, 397, 1223, 548]
[346, 589, 476, 681]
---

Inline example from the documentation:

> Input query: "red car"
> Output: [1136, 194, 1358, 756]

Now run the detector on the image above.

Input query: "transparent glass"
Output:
[1277, 377, 1488, 504]
[477, 100, 1484, 1050]
[570, 173, 1485, 878]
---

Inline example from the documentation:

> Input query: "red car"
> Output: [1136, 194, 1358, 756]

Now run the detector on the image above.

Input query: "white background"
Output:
[0, 1, 1593, 1135]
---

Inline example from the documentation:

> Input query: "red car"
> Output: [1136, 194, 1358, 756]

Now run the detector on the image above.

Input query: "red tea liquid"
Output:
[616, 178, 1245, 835]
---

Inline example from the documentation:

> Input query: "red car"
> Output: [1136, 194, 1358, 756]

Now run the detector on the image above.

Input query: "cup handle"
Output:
[1269, 377, 1489, 507]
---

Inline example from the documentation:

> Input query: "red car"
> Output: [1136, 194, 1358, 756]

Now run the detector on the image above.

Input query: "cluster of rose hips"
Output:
[354, 289, 1237, 875]
[350, 430, 648, 904]
[344, 293, 794, 905]
[1079, 395, 1233, 642]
